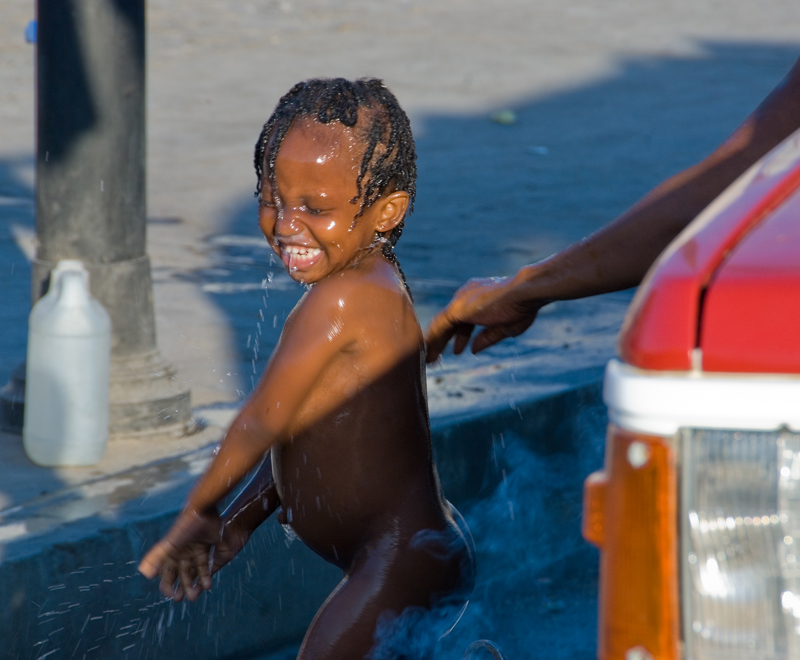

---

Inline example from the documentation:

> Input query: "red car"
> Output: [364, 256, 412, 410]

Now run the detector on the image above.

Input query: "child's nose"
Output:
[275, 207, 304, 237]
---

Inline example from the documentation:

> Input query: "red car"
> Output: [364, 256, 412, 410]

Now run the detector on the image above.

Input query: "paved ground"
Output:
[0, 1, 799, 658]
[2, 0, 799, 406]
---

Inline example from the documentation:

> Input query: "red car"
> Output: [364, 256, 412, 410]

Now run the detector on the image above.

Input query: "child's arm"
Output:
[217, 451, 280, 562]
[154, 454, 279, 602]
[208, 452, 281, 580]
[138, 283, 359, 595]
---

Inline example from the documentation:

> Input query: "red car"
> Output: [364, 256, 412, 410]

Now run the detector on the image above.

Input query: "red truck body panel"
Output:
[701, 189, 800, 373]
[618, 134, 800, 373]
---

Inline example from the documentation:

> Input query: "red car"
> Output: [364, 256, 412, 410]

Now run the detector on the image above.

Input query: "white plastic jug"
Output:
[23, 260, 111, 466]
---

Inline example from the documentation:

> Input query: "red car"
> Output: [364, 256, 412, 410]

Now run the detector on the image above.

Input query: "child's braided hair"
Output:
[254, 77, 416, 294]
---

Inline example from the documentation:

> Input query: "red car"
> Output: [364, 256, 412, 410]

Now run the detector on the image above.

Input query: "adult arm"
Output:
[425, 55, 800, 361]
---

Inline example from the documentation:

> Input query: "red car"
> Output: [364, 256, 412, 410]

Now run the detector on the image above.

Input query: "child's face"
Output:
[258, 118, 391, 284]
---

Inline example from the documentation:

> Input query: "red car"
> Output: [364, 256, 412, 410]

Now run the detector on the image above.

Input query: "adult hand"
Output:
[425, 276, 544, 363]
[428, 59, 800, 366]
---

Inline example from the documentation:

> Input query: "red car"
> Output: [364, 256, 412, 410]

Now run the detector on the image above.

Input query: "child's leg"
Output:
[298, 526, 472, 660]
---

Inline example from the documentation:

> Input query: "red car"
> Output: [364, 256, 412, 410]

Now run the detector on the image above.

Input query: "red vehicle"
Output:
[583, 129, 800, 660]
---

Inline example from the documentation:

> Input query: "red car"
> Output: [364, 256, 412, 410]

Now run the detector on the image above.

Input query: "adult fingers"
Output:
[452, 324, 475, 355]
[424, 311, 459, 363]
[471, 325, 512, 354]
[471, 316, 535, 354]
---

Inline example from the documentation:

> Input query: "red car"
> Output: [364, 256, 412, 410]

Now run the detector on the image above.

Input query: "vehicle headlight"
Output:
[682, 428, 800, 659]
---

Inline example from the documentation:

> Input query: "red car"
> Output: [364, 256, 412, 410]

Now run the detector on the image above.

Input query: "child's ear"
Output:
[373, 191, 410, 233]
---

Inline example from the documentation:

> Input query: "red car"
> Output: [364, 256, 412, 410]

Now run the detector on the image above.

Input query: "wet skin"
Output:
[140, 118, 474, 660]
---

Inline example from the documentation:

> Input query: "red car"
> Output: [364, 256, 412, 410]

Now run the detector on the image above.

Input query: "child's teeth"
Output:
[285, 247, 320, 258]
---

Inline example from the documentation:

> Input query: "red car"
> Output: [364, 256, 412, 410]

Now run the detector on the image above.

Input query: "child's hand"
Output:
[207, 515, 254, 575]
[138, 509, 222, 602]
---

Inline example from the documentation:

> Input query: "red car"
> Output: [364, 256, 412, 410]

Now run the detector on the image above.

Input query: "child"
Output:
[139, 78, 474, 660]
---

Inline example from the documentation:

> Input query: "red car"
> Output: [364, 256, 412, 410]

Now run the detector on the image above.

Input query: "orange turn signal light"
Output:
[583, 424, 680, 660]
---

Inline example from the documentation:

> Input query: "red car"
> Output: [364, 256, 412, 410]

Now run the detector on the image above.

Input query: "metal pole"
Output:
[1, 0, 191, 436]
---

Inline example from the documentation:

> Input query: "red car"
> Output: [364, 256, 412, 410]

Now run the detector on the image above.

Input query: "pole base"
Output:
[109, 350, 192, 437]
[0, 351, 192, 438]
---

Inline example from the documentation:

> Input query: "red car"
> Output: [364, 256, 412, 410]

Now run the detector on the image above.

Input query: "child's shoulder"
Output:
[292, 259, 412, 335]
[310, 260, 407, 308]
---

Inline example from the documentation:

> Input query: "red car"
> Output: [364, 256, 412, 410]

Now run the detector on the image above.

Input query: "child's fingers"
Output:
[169, 582, 186, 602]
[210, 542, 236, 575]
[181, 546, 212, 594]
[139, 540, 188, 600]
[191, 547, 213, 591]
[178, 558, 203, 602]
[158, 563, 179, 599]
[138, 541, 171, 579]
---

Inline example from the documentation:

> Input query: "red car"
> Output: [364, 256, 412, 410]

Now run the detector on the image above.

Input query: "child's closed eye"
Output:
[258, 194, 277, 208]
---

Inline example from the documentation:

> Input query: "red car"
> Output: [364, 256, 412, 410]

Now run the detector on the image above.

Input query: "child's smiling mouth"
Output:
[279, 243, 323, 272]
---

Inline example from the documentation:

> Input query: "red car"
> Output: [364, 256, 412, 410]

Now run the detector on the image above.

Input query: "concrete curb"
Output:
[0, 378, 607, 660]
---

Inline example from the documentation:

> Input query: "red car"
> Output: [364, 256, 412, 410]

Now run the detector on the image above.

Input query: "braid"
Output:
[254, 78, 416, 296]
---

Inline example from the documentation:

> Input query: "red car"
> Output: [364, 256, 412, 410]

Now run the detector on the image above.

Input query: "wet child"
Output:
[139, 78, 474, 660]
